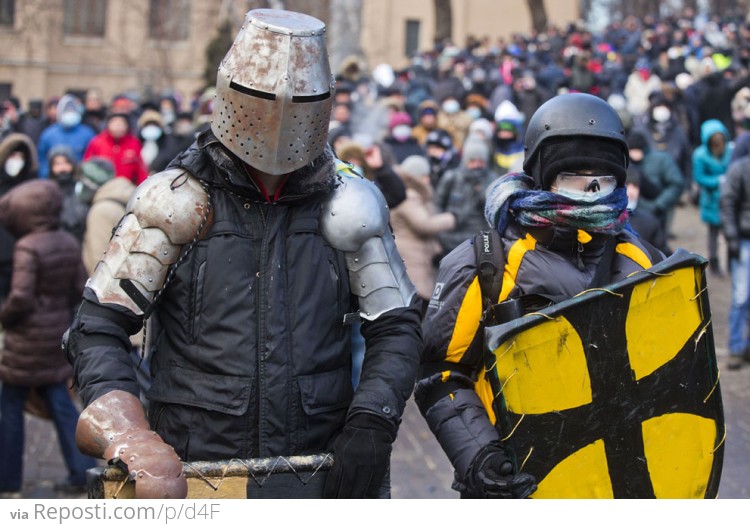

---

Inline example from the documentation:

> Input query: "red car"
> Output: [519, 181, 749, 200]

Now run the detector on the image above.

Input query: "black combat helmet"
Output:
[523, 93, 629, 190]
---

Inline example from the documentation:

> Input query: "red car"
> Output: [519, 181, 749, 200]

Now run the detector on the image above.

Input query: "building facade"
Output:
[0, 0, 579, 109]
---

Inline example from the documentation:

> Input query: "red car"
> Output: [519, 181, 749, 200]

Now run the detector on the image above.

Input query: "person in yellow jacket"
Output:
[415, 93, 664, 498]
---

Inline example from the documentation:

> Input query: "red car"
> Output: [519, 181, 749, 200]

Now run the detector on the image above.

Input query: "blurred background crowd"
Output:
[2, 6, 750, 302]
[3, 1, 750, 496]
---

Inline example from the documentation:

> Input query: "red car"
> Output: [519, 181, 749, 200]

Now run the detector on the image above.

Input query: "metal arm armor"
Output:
[320, 174, 416, 320]
[87, 169, 210, 316]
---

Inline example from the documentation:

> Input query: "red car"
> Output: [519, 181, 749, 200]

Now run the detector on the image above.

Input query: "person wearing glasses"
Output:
[415, 93, 664, 498]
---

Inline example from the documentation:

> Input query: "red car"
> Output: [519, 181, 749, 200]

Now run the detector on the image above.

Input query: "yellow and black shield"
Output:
[482, 250, 724, 498]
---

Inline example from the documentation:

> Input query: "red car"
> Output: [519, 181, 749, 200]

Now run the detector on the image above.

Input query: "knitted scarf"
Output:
[484, 172, 631, 235]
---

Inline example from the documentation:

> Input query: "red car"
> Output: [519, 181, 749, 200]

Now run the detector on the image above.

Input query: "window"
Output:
[63, 0, 107, 36]
[0, 0, 14, 27]
[405, 19, 420, 58]
[149, 0, 190, 41]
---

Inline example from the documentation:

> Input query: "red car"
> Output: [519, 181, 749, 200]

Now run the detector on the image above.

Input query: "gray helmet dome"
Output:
[212, 9, 335, 176]
[523, 93, 627, 186]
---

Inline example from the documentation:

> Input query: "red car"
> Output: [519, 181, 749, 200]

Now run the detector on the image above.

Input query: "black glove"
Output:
[464, 445, 537, 499]
[323, 414, 395, 498]
[728, 239, 740, 261]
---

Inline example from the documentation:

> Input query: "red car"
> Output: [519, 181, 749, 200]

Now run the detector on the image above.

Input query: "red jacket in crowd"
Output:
[83, 131, 148, 186]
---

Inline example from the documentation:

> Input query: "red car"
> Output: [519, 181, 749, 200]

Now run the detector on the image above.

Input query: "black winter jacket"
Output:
[66, 131, 423, 461]
[415, 222, 663, 486]
[720, 156, 750, 242]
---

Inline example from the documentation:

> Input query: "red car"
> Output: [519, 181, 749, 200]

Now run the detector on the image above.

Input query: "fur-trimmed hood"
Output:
[0, 133, 39, 187]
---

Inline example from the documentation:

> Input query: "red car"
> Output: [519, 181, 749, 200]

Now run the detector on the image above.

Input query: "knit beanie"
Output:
[539, 137, 627, 190]
[399, 155, 430, 179]
[462, 138, 490, 166]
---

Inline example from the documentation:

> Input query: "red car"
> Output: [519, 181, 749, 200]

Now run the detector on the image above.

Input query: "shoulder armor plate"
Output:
[320, 175, 390, 252]
[128, 169, 209, 245]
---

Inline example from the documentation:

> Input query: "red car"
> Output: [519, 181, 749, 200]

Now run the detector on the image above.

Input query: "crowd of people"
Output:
[0, 5, 745, 498]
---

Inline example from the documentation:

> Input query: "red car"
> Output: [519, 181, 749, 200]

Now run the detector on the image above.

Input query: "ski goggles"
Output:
[550, 172, 618, 199]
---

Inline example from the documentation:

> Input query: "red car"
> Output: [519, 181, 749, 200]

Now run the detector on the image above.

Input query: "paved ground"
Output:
[5, 202, 749, 499]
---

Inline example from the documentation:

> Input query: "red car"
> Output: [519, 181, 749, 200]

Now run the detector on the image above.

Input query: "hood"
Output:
[171, 130, 337, 202]
[0, 179, 62, 237]
[700, 119, 729, 146]
[91, 176, 136, 206]
[0, 133, 39, 183]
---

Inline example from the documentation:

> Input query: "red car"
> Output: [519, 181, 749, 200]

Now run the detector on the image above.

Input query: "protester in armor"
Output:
[64, 9, 422, 499]
[416, 94, 663, 498]
[0, 180, 97, 496]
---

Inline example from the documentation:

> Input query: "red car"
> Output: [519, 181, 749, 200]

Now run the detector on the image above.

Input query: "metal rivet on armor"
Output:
[382, 406, 392, 414]
[148, 278, 153, 283]
[163, 251, 168, 255]
[244, 203, 251, 209]
[362, 223, 366, 227]
[354, 258, 359, 263]
[589, 119, 596, 125]
[544, 124, 550, 130]
[361, 284, 366, 288]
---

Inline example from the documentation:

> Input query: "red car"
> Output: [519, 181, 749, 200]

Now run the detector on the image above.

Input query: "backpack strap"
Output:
[474, 229, 506, 312]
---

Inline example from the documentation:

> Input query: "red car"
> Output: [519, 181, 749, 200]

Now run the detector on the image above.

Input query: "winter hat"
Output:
[426, 129, 454, 150]
[539, 136, 628, 190]
[77, 157, 116, 204]
[494, 100, 523, 124]
[137, 109, 164, 130]
[626, 130, 650, 153]
[47, 144, 76, 165]
[462, 138, 490, 165]
[56, 94, 84, 117]
[388, 111, 412, 130]
[398, 155, 430, 179]
[468, 118, 495, 140]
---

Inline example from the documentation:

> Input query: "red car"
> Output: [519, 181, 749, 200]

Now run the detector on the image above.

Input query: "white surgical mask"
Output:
[4, 157, 24, 177]
[391, 124, 412, 142]
[442, 100, 461, 114]
[466, 107, 482, 120]
[59, 110, 81, 128]
[627, 197, 638, 210]
[652, 106, 671, 123]
[141, 124, 163, 142]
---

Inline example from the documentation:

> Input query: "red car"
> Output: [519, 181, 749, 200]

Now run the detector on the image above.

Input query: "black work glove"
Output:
[728, 238, 740, 261]
[464, 445, 537, 499]
[323, 414, 395, 498]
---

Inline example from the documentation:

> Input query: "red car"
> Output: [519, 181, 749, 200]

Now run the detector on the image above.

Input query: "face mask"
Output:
[173, 122, 194, 137]
[391, 125, 412, 142]
[161, 110, 175, 125]
[442, 100, 461, 114]
[628, 197, 638, 210]
[53, 170, 75, 183]
[141, 124, 163, 142]
[652, 106, 671, 123]
[466, 107, 482, 120]
[4, 157, 24, 177]
[59, 111, 81, 128]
